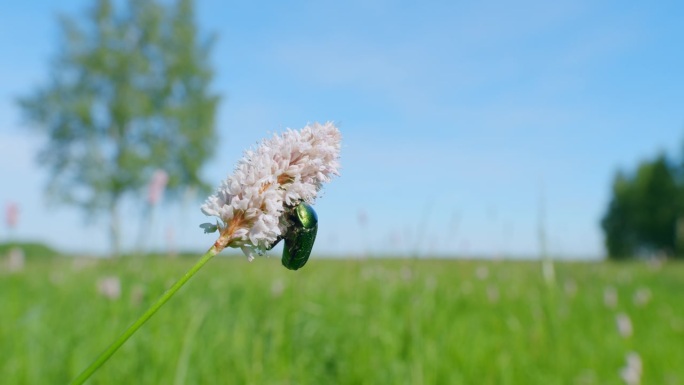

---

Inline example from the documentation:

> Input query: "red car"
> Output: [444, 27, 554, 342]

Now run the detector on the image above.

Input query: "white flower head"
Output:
[616, 312, 633, 338]
[620, 351, 642, 385]
[200, 122, 341, 259]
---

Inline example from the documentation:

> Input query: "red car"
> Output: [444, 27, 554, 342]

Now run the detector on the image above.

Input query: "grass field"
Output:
[2, 253, 683, 384]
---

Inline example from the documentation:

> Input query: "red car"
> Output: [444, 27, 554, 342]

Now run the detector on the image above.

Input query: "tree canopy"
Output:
[19, 0, 219, 255]
[601, 153, 684, 259]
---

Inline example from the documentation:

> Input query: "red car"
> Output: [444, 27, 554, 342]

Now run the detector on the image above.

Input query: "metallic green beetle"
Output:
[268, 202, 318, 270]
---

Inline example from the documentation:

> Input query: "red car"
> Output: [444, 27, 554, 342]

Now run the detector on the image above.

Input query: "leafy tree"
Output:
[601, 154, 683, 259]
[19, 0, 219, 256]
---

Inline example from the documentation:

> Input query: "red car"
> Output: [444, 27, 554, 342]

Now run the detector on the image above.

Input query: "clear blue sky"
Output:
[1, 0, 683, 258]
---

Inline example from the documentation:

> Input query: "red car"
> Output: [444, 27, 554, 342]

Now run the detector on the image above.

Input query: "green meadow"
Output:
[2, 255, 683, 384]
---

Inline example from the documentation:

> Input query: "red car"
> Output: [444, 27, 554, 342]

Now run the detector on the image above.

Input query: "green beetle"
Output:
[268, 202, 318, 270]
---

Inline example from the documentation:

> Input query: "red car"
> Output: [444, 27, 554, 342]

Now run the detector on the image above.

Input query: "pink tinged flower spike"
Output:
[147, 170, 169, 205]
[6, 202, 19, 229]
[200, 122, 341, 260]
[97, 276, 122, 300]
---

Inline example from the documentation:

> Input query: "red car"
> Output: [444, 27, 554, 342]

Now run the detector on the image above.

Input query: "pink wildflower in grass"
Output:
[604, 286, 618, 309]
[147, 170, 168, 205]
[620, 351, 642, 385]
[632, 287, 652, 307]
[97, 276, 122, 300]
[616, 312, 633, 338]
[5, 202, 18, 229]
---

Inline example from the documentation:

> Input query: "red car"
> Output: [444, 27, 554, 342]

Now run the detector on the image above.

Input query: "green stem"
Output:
[69, 245, 219, 385]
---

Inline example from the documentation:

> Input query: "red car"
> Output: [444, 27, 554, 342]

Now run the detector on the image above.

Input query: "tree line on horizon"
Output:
[602, 151, 684, 260]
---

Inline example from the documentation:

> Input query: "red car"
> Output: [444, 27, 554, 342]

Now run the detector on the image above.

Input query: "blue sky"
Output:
[1, 0, 683, 258]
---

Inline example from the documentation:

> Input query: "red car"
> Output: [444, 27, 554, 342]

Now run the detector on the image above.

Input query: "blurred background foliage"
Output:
[602, 152, 684, 260]
[17, 0, 218, 256]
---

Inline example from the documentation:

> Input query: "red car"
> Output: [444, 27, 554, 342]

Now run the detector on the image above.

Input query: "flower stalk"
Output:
[69, 245, 219, 385]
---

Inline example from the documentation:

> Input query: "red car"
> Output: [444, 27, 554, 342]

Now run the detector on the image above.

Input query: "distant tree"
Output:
[18, 0, 219, 256]
[601, 154, 684, 259]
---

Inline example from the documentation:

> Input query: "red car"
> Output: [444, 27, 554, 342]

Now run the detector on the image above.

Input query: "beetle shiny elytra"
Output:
[268, 202, 318, 270]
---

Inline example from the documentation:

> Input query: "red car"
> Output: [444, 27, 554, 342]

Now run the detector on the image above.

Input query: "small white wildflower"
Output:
[632, 287, 652, 307]
[620, 351, 642, 385]
[200, 122, 341, 260]
[97, 276, 122, 300]
[616, 312, 633, 338]
[6, 247, 25, 273]
[604, 286, 618, 309]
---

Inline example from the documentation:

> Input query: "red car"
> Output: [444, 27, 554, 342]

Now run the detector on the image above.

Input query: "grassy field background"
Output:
[2, 252, 683, 384]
